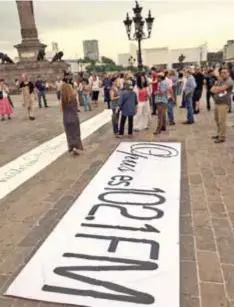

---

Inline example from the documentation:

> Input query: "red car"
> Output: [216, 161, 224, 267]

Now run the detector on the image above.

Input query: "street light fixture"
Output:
[123, 1, 154, 70]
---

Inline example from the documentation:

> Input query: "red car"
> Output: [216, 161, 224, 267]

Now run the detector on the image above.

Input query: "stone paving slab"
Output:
[0, 94, 104, 167]
[1, 100, 234, 306]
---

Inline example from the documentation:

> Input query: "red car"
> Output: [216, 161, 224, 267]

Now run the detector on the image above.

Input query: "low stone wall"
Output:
[0, 60, 69, 85]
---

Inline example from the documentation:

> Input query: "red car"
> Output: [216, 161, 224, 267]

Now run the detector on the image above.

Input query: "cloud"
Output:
[1, 0, 234, 60]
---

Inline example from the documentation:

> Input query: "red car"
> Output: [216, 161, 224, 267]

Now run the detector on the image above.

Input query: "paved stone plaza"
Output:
[1, 95, 234, 307]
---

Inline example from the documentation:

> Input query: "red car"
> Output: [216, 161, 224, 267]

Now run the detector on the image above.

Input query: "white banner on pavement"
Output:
[6, 142, 181, 307]
[0, 110, 111, 200]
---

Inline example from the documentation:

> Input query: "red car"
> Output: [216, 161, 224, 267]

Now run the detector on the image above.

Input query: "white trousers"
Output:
[134, 100, 151, 131]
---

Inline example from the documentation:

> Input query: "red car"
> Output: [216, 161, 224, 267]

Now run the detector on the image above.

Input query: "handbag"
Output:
[0, 91, 3, 100]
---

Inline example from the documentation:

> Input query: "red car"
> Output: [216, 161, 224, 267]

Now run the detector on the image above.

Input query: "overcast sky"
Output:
[1, 0, 234, 61]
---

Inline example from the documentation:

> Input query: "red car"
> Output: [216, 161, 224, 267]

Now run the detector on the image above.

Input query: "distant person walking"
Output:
[193, 68, 204, 114]
[0, 78, 13, 121]
[82, 79, 92, 111]
[89, 73, 100, 107]
[35, 75, 48, 108]
[110, 77, 120, 135]
[134, 74, 151, 131]
[183, 69, 197, 124]
[211, 68, 234, 143]
[204, 69, 217, 111]
[19, 73, 35, 120]
[153, 72, 169, 134]
[60, 82, 83, 155]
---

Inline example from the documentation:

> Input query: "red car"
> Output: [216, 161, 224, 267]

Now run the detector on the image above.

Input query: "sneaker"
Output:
[183, 120, 194, 125]
[212, 136, 219, 139]
[73, 148, 80, 155]
[169, 121, 176, 126]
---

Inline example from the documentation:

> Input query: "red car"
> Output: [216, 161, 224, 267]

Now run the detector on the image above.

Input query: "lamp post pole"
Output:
[123, 1, 154, 70]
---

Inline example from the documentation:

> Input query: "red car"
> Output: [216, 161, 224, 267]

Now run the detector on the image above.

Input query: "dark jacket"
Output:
[120, 90, 138, 116]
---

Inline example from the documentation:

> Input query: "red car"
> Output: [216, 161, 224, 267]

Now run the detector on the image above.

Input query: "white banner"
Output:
[6, 142, 181, 307]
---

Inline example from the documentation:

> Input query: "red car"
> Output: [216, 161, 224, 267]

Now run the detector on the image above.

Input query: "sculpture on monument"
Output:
[0, 52, 14, 64]
[51, 51, 64, 63]
[0, 0, 68, 83]
[37, 50, 46, 61]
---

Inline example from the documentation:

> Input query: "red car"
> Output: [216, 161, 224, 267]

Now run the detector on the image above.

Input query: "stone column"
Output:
[15, 0, 46, 61]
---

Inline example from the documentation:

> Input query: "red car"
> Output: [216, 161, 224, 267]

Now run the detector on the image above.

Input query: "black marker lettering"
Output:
[42, 253, 157, 304]
[108, 175, 133, 187]
[75, 234, 159, 260]
[117, 150, 147, 159]
[81, 223, 160, 233]
[85, 204, 163, 220]
[99, 188, 166, 206]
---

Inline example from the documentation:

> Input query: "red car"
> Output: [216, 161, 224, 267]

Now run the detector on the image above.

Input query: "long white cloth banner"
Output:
[6, 142, 181, 307]
[0, 110, 111, 200]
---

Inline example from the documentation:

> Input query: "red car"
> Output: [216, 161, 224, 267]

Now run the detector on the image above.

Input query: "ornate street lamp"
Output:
[128, 55, 136, 69]
[123, 1, 154, 70]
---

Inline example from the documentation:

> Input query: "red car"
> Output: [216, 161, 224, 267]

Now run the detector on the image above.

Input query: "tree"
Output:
[101, 56, 116, 66]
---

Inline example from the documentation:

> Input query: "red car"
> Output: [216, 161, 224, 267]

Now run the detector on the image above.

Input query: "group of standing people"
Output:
[101, 65, 234, 143]
[1, 64, 234, 155]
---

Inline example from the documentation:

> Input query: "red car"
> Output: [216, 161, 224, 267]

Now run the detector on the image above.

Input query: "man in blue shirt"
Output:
[35, 76, 48, 108]
[183, 69, 197, 124]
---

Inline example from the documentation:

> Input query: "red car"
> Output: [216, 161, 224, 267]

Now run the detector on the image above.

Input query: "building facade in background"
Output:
[118, 43, 208, 68]
[83, 40, 99, 61]
[117, 53, 132, 67]
[223, 40, 234, 61]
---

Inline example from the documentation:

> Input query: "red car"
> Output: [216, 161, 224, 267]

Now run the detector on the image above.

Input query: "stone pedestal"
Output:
[0, 61, 69, 84]
[15, 39, 47, 62]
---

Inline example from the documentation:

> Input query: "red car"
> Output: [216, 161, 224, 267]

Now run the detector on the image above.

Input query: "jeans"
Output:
[185, 95, 194, 122]
[180, 92, 186, 108]
[38, 91, 47, 107]
[119, 115, 133, 135]
[112, 108, 120, 134]
[167, 98, 175, 122]
[83, 94, 92, 111]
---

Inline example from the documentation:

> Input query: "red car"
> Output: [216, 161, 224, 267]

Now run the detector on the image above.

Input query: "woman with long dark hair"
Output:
[154, 72, 169, 135]
[60, 83, 83, 155]
[134, 73, 151, 131]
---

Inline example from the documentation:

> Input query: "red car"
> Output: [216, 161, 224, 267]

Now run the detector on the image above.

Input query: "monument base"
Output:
[15, 39, 47, 62]
[0, 61, 69, 84]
